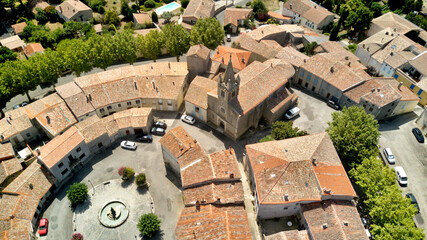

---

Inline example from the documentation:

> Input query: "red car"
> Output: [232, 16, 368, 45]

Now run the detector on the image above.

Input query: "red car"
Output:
[38, 218, 48, 236]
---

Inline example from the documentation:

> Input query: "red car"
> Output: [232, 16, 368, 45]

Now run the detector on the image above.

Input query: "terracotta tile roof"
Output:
[0, 108, 34, 142]
[101, 115, 120, 138]
[235, 34, 283, 60]
[133, 62, 188, 76]
[102, 77, 141, 104]
[383, 51, 414, 69]
[408, 50, 427, 76]
[265, 230, 310, 240]
[38, 126, 84, 168]
[302, 6, 334, 24]
[133, 13, 152, 24]
[137, 75, 186, 100]
[246, 133, 356, 204]
[34, 100, 77, 137]
[224, 8, 252, 27]
[55, 81, 95, 118]
[360, 83, 401, 107]
[371, 12, 421, 35]
[3, 161, 55, 199]
[187, 44, 210, 59]
[11, 22, 27, 35]
[230, 60, 295, 114]
[266, 86, 295, 114]
[209, 148, 241, 179]
[183, 0, 214, 19]
[113, 107, 152, 130]
[159, 126, 201, 159]
[97, 65, 137, 83]
[74, 73, 109, 109]
[0, 158, 22, 185]
[283, 0, 311, 17]
[183, 182, 244, 205]
[268, 11, 292, 21]
[246, 25, 288, 42]
[74, 115, 107, 143]
[371, 36, 417, 64]
[212, 46, 252, 71]
[175, 205, 252, 240]
[56, 0, 91, 20]
[358, 28, 397, 54]
[301, 54, 370, 91]
[0, 35, 24, 51]
[375, 77, 419, 101]
[185, 76, 217, 109]
[0, 142, 14, 161]
[275, 46, 309, 67]
[25, 93, 62, 119]
[23, 43, 44, 56]
[301, 200, 369, 240]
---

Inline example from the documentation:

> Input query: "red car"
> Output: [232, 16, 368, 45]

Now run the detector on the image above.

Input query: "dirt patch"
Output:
[262, 0, 280, 11]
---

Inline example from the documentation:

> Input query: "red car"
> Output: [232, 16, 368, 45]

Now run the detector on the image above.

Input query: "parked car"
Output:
[13, 104, 20, 109]
[154, 121, 167, 129]
[327, 100, 340, 110]
[151, 127, 165, 136]
[120, 140, 137, 150]
[406, 193, 420, 213]
[412, 127, 424, 143]
[38, 218, 48, 236]
[135, 134, 153, 143]
[181, 114, 196, 125]
[284, 107, 300, 120]
[21, 102, 28, 107]
[361, 217, 368, 228]
[226, 34, 231, 42]
[383, 148, 395, 164]
[394, 166, 408, 186]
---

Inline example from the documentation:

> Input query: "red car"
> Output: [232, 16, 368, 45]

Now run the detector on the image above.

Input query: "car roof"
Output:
[394, 166, 407, 176]
[40, 219, 48, 224]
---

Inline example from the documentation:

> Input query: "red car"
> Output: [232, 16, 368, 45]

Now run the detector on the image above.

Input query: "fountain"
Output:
[98, 200, 129, 227]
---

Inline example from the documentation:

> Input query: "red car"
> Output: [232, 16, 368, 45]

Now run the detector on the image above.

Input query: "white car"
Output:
[181, 114, 196, 125]
[394, 166, 408, 186]
[120, 140, 137, 150]
[383, 148, 395, 164]
[284, 107, 301, 120]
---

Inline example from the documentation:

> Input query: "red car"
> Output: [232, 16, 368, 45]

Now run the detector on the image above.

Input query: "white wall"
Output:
[379, 62, 396, 77]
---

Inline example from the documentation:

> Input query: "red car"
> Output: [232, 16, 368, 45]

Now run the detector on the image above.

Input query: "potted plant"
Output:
[135, 173, 149, 188]
[119, 167, 135, 180]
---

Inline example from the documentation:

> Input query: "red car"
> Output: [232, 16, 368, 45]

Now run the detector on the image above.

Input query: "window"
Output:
[100, 108, 105, 112]
[152, 100, 156, 104]
[107, 106, 112, 110]
[391, 103, 395, 107]
[118, 104, 121, 107]
[369, 107, 373, 112]
[26, 133, 31, 137]
[307, 73, 311, 81]
[58, 162, 64, 168]
[394, 74, 398, 79]
[136, 100, 141, 104]
[61, 169, 69, 176]
[314, 79, 318, 85]
[417, 89, 423, 95]
[79, 153, 86, 159]
[158, 99, 163, 104]
[388, 109, 391, 112]
[410, 84, 415, 90]
[76, 147, 81, 152]
[167, 100, 172, 105]
[221, 90, 225, 98]
[195, 107, 200, 113]
[127, 102, 131, 106]
[98, 142, 103, 148]
[300, 70, 304, 78]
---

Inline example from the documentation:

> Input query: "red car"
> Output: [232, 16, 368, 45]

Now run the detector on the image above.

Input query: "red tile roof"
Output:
[185, 76, 217, 109]
[268, 11, 292, 20]
[23, 43, 44, 56]
[0, 142, 14, 161]
[212, 46, 252, 71]
[224, 8, 252, 27]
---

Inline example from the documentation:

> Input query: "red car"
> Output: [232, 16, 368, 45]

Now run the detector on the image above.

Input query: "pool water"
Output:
[155, 2, 181, 16]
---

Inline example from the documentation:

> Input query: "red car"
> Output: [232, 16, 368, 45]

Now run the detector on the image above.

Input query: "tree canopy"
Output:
[260, 121, 307, 142]
[0, 46, 17, 63]
[326, 105, 380, 165]
[137, 213, 161, 238]
[190, 17, 225, 50]
[162, 23, 190, 62]
[66, 183, 89, 206]
[138, 30, 165, 62]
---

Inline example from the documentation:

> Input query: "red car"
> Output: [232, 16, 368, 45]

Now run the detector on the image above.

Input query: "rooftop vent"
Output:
[330, 67, 334, 73]
[312, 158, 317, 166]
[377, 88, 381, 92]
[343, 221, 349, 226]
[242, 57, 245, 63]
[134, 82, 138, 90]
[322, 223, 328, 229]
[290, 3, 292, 9]
[323, 188, 331, 194]
[230, 173, 234, 178]
[29, 183, 33, 189]
[303, 59, 306, 63]
[345, 56, 349, 60]
[284, 194, 289, 201]
[398, 82, 403, 90]
[348, 62, 351, 67]
[168, 62, 170, 69]
[371, 88, 375, 92]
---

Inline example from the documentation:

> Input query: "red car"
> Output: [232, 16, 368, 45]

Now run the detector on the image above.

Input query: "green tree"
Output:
[345, 0, 373, 34]
[31, 49, 63, 87]
[181, 0, 189, 8]
[190, 17, 224, 50]
[372, 221, 425, 240]
[123, 167, 135, 179]
[370, 2, 383, 18]
[151, 11, 158, 23]
[251, 0, 267, 14]
[66, 183, 89, 206]
[271, 121, 307, 140]
[162, 23, 190, 61]
[303, 41, 318, 56]
[160, 11, 174, 23]
[120, 0, 132, 19]
[104, 10, 120, 26]
[88, 34, 115, 70]
[139, 30, 165, 62]
[28, 29, 56, 49]
[0, 46, 17, 63]
[137, 213, 161, 238]
[135, 173, 146, 187]
[35, 7, 48, 23]
[90, 0, 106, 13]
[57, 39, 93, 77]
[326, 105, 380, 165]
[329, 5, 349, 40]
[114, 31, 137, 64]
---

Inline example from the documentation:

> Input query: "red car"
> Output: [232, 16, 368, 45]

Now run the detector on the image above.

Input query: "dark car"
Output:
[151, 127, 165, 136]
[327, 100, 340, 110]
[136, 134, 153, 143]
[412, 128, 425, 143]
[406, 193, 420, 213]
[154, 121, 167, 129]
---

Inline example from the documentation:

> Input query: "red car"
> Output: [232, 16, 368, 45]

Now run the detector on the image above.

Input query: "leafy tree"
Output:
[344, 0, 373, 34]
[66, 183, 89, 206]
[35, 7, 48, 23]
[326, 105, 380, 165]
[144, 0, 155, 8]
[139, 30, 165, 62]
[406, 13, 427, 30]
[388, 0, 400, 11]
[120, 0, 132, 19]
[90, 0, 106, 13]
[259, 134, 274, 142]
[329, 4, 349, 40]
[160, 11, 174, 23]
[0, 46, 17, 63]
[31, 49, 64, 87]
[251, 0, 267, 14]
[372, 221, 425, 240]
[151, 11, 158, 23]
[271, 121, 306, 140]
[29, 29, 56, 48]
[123, 167, 135, 179]
[162, 23, 190, 61]
[370, 2, 383, 18]
[114, 31, 137, 64]
[181, 0, 189, 8]
[44, 5, 58, 22]
[135, 173, 146, 187]
[303, 41, 318, 56]
[104, 10, 120, 26]
[57, 39, 93, 77]
[190, 17, 224, 50]
[137, 213, 161, 238]
[88, 34, 115, 70]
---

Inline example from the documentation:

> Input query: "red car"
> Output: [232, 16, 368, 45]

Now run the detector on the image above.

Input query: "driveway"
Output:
[378, 106, 427, 231]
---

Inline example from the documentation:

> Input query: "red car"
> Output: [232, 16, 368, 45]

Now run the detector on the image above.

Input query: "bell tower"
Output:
[217, 56, 240, 103]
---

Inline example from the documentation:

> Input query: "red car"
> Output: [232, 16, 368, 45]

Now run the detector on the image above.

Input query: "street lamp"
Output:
[88, 179, 95, 195]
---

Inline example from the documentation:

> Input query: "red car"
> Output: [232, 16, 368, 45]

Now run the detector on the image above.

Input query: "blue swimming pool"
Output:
[155, 2, 181, 16]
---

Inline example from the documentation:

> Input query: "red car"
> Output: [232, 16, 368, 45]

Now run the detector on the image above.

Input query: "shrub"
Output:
[161, 11, 174, 23]
[144, 0, 155, 8]
[123, 167, 135, 179]
[163, 0, 174, 3]
[135, 173, 147, 187]
[35, 8, 48, 23]
[151, 11, 158, 22]
[235, 5, 242, 8]
[118, 167, 126, 176]
[0, 46, 17, 63]
[16, 17, 28, 23]
[137, 213, 161, 238]
[245, 1, 251, 6]
[89, 0, 107, 13]
[181, 0, 189, 8]
[66, 183, 89, 206]
[104, 10, 121, 26]
[71, 233, 84, 240]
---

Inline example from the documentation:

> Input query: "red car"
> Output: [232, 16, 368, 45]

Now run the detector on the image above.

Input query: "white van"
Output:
[284, 107, 301, 120]
[383, 148, 395, 164]
[395, 166, 408, 186]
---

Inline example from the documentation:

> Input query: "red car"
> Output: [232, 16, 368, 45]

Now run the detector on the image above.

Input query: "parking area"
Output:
[378, 106, 427, 231]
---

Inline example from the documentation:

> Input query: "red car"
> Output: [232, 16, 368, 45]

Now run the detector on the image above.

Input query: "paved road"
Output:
[378, 106, 427, 232]
[4, 55, 185, 113]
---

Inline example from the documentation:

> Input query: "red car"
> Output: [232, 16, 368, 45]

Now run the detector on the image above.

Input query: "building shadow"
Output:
[165, 166, 182, 189]
[378, 111, 418, 131]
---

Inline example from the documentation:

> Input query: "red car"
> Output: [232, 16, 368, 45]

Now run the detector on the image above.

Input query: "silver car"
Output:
[120, 140, 137, 150]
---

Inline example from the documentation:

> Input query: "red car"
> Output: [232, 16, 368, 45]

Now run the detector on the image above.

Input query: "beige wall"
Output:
[185, 102, 208, 122]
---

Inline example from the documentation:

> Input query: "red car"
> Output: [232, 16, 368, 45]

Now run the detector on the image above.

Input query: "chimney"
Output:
[8, 115, 12, 120]
[217, 49, 219, 54]
[29, 183, 34, 189]
[348, 62, 351, 67]
[371, 88, 375, 92]
[134, 82, 138, 90]
[173, 81, 175, 86]
[312, 158, 317, 166]
[195, 200, 200, 210]
[377, 88, 381, 92]
[330, 66, 334, 73]
[152, 81, 156, 89]
[343, 221, 349, 226]
[46, 116, 51, 124]
[168, 62, 170, 69]
[284, 194, 289, 201]
[345, 56, 349, 60]
[398, 82, 403, 90]
[271, 63, 273, 68]
[290, 3, 292, 9]
[229, 147, 232, 154]
[322, 223, 328, 229]
[303, 59, 306, 63]
[241, 57, 245, 63]
[230, 173, 234, 178]
[314, 5, 317, 8]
